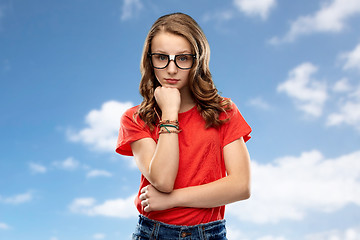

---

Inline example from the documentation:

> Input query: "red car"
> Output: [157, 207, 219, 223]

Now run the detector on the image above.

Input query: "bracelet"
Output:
[158, 119, 180, 134]
[158, 129, 181, 134]
[159, 120, 179, 125]
[159, 124, 180, 130]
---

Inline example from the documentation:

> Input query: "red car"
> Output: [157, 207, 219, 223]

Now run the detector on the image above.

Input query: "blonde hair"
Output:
[137, 12, 231, 130]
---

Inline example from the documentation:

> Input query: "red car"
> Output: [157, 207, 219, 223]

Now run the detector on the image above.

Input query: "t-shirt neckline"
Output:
[178, 104, 197, 115]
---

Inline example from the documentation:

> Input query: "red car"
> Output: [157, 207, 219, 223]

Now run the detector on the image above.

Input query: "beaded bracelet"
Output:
[158, 129, 182, 134]
[159, 120, 179, 125]
[158, 119, 180, 134]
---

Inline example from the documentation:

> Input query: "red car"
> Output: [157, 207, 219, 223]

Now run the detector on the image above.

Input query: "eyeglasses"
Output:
[148, 53, 196, 70]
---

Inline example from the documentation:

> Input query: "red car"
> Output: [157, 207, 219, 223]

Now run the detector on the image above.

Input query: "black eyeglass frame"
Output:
[148, 53, 197, 70]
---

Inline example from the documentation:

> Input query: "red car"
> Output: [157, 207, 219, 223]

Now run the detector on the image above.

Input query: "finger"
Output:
[139, 193, 146, 201]
[140, 199, 148, 207]
[144, 204, 151, 212]
[140, 185, 149, 193]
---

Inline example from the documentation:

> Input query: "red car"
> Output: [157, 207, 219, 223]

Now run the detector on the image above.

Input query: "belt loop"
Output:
[198, 225, 206, 240]
[150, 222, 160, 240]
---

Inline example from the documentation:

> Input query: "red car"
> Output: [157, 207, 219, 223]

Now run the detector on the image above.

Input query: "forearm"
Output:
[171, 174, 250, 208]
[146, 111, 179, 192]
[149, 134, 179, 192]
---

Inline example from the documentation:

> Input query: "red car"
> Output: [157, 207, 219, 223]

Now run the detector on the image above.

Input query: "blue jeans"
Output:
[132, 215, 227, 240]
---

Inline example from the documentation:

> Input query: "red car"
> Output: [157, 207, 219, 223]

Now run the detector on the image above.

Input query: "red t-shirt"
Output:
[116, 101, 251, 226]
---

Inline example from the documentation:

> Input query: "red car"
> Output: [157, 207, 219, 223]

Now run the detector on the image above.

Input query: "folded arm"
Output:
[140, 137, 251, 212]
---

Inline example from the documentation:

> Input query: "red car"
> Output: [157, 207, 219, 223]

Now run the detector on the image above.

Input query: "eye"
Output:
[156, 54, 168, 61]
[177, 55, 190, 62]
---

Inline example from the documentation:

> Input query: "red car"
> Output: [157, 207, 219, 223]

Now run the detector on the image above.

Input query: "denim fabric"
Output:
[132, 215, 227, 240]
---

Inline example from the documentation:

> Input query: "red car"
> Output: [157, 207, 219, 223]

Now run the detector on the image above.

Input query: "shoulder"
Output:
[123, 105, 139, 116]
[219, 98, 239, 119]
[120, 105, 141, 124]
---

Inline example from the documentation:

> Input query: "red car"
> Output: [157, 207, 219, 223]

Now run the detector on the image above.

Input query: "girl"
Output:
[116, 12, 252, 240]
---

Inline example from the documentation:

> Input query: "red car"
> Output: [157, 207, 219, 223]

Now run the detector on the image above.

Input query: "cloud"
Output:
[269, 0, 360, 44]
[305, 226, 360, 240]
[121, 0, 143, 21]
[341, 42, 360, 72]
[327, 84, 360, 131]
[67, 101, 133, 152]
[247, 97, 271, 110]
[0, 191, 33, 205]
[257, 237, 286, 240]
[226, 227, 248, 240]
[86, 169, 113, 178]
[202, 9, 235, 23]
[333, 78, 351, 92]
[0, 222, 10, 230]
[29, 162, 47, 174]
[227, 150, 360, 223]
[52, 157, 80, 171]
[227, 226, 288, 240]
[69, 194, 138, 218]
[277, 62, 327, 117]
[233, 0, 276, 20]
[93, 233, 106, 239]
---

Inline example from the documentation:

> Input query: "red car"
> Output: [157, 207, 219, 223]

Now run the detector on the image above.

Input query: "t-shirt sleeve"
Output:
[115, 107, 152, 156]
[221, 102, 252, 147]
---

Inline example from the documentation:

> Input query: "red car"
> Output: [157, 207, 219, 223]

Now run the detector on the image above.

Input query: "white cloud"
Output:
[69, 194, 138, 218]
[93, 233, 106, 239]
[341, 42, 360, 72]
[29, 162, 47, 174]
[49, 237, 58, 240]
[0, 191, 33, 205]
[202, 9, 235, 23]
[227, 150, 360, 223]
[327, 84, 360, 131]
[53, 157, 79, 171]
[257, 236, 286, 240]
[269, 0, 360, 44]
[226, 227, 248, 240]
[67, 101, 133, 152]
[333, 78, 351, 92]
[121, 0, 143, 21]
[305, 226, 360, 240]
[277, 62, 327, 117]
[247, 97, 271, 110]
[234, 0, 276, 20]
[86, 169, 113, 178]
[226, 226, 288, 240]
[0, 222, 10, 230]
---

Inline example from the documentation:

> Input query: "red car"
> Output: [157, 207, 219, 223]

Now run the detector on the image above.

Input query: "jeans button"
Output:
[181, 232, 191, 238]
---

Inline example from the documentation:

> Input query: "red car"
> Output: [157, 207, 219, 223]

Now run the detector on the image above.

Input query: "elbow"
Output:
[236, 184, 251, 201]
[153, 181, 174, 193]
[242, 187, 251, 200]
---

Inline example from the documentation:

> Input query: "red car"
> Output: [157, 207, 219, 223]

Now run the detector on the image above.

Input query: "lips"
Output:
[165, 78, 179, 84]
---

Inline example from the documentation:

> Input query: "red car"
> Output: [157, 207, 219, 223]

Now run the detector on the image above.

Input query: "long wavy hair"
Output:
[137, 12, 231, 130]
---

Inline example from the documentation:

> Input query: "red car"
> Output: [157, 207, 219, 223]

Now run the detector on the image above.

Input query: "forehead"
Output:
[151, 31, 192, 54]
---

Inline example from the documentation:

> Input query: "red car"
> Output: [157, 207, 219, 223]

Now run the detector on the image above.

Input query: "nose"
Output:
[166, 59, 178, 74]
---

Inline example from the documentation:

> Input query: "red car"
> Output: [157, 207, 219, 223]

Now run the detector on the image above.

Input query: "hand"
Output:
[154, 86, 181, 115]
[139, 185, 175, 212]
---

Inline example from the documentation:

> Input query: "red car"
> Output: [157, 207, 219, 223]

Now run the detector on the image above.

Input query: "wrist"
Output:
[169, 190, 180, 208]
[161, 112, 178, 121]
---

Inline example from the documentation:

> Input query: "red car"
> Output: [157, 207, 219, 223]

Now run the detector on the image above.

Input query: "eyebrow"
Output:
[152, 50, 193, 54]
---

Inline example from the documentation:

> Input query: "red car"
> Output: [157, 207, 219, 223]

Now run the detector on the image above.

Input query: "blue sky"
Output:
[1, 0, 360, 239]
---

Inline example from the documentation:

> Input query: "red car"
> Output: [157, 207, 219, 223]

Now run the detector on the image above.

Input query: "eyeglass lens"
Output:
[150, 54, 194, 69]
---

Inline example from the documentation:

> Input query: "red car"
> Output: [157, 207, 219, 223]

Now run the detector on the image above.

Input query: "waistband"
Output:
[134, 215, 226, 240]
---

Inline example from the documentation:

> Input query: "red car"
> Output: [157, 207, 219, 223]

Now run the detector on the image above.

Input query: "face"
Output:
[150, 31, 193, 93]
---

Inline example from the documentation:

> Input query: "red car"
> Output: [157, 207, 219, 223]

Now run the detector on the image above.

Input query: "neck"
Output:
[179, 87, 196, 113]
